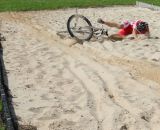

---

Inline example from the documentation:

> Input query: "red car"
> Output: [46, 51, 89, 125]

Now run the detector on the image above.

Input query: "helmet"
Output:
[136, 21, 148, 32]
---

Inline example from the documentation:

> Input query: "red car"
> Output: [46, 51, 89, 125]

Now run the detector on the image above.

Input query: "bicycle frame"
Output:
[92, 26, 108, 38]
[67, 14, 109, 42]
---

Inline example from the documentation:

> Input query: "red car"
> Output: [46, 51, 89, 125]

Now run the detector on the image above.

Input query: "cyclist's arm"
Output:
[132, 29, 138, 39]
[144, 26, 150, 38]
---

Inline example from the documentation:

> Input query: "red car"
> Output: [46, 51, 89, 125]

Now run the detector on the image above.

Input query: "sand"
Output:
[0, 6, 160, 130]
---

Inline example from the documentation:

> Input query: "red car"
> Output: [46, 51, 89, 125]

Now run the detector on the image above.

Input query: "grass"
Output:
[0, 0, 160, 12]
[0, 125, 5, 130]
[0, 127, 5, 130]
[0, 0, 136, 12]
[0, 100, 2, 112]
[0, 100, 4, 130]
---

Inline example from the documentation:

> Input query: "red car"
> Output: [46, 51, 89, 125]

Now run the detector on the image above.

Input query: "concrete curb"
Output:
[136, 1, 160, 11]
[0, 34, 15, 130]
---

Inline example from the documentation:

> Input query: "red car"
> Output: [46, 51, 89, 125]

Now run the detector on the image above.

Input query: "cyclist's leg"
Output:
[108, 34, 124, 41]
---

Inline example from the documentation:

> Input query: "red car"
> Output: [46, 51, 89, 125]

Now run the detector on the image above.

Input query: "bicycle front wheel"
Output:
[67, 14, 93, 41]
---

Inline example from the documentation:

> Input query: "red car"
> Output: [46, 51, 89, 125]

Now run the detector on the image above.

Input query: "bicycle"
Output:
[67, 14, 108, 42]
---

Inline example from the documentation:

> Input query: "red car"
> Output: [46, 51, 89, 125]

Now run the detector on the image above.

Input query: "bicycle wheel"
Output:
[67, 14, 93, 41]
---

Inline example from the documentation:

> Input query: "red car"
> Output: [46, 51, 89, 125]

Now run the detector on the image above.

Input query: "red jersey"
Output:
[118, 20, 148, 36]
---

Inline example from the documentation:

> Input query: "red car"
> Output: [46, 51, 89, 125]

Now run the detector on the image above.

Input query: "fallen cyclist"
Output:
[97, 18, 150, 41]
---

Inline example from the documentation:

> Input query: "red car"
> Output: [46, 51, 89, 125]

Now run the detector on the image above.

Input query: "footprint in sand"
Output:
[38, 108, 62, 120]
[49, 119, 76, 130]
[29, 107, 45, 114]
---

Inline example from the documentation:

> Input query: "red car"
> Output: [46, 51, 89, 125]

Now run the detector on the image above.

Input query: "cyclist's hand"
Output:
[97, 18, 105, 24]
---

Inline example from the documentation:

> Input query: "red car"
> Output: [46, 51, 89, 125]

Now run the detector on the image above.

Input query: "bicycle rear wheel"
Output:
[67, 14, 93, 41]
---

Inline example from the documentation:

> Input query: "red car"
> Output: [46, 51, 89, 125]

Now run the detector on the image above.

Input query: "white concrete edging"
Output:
[136, 1, 160, 11]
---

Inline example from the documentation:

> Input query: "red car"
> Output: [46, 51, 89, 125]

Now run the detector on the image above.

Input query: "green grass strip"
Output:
[0, 0, 160, 12]
[0, 100, 2, 112]
[0, 0, 135, 12]
[0, 126, 5, 130]
[0, 100, 5, 130]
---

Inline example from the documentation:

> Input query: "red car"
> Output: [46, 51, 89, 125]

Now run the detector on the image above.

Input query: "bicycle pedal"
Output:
[106, 31, 108, 36]
[0, 36, 6, 41]
[102, 30, 108, 35]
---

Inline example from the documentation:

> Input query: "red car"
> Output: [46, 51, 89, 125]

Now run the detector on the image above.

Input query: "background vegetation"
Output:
[0, 0, 159, 12]
[0, 100, 5, 130]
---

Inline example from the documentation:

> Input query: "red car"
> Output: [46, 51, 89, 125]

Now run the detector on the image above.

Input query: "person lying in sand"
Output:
[97, 18, 150, 41]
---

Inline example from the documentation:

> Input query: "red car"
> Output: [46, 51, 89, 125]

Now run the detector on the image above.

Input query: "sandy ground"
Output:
[0, 6, 160, 130]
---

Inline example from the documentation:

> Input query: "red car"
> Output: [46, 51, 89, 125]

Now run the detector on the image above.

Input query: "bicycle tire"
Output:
[67, 14, 93, 41]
